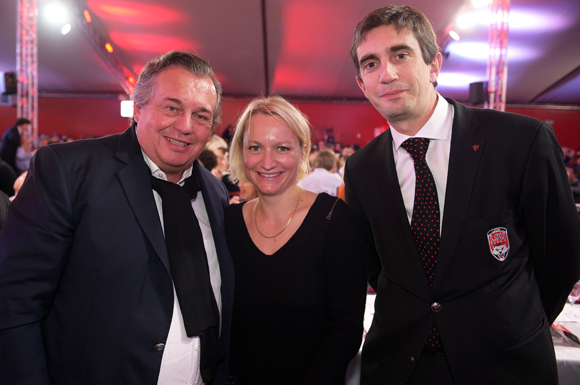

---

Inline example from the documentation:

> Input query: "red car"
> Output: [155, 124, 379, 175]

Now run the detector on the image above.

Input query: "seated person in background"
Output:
[15, 135, 35, 174]
[211, 146, 227, 180]
[222, 173, 240, 198]
[338, 152, 351, 178]
[298, 149, 344, 197]
[215, 146, 240, 196]
[238, 181, 257, 202]
[308, 144, 318, 172]
[198, 148, 218, 173]
[225, 95, 367, 385]
[38, 135, 50, 148]
[229, 181, 258, 205]
[206, 133, 228, 153]
[567, 165, 580, 203]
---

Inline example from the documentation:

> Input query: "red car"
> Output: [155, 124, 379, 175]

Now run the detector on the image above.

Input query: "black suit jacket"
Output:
[0, 125, 21, 173]
[0, 126, 234, 385]
[0, 190, 9, 233]
[345, 98, 580, 385]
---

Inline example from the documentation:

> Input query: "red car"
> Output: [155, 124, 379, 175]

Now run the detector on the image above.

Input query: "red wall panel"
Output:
[1, 98, 579, 149]
[505, 107, 580, 149]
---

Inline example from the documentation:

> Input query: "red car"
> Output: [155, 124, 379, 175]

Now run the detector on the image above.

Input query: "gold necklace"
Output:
[254, 188, 302, 239]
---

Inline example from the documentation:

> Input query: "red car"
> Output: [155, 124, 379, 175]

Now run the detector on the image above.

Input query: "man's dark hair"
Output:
[131, 51, 222, 131]
[198, 149, 218, 172]
[15, 118, 31, 127]
[350, 5, 440, 82]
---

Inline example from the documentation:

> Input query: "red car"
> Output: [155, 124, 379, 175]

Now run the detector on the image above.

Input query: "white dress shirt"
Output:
[390, 93, 455, 233]
[298, 168, 344, 196]
[142, 153, 222, 385]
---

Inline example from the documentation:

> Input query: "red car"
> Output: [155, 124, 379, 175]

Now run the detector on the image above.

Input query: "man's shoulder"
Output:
[2, 125, 17, 136]
[448, 98, 544, 129]
[31, 131, 136, 181]
[41, 130, 128, 159]
[347, 130, 390, 168]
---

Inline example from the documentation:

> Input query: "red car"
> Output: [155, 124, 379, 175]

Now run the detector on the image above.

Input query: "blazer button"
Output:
[431, 302, 441, 312]
[410, 355, 415, 362]
[154, 343, 165, 351]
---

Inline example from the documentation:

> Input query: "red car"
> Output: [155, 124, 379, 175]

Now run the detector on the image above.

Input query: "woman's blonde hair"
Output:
[228, 95, 311, 184]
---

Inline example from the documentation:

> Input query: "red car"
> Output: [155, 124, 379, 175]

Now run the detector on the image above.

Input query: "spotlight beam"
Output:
[64, 0, 136, 94]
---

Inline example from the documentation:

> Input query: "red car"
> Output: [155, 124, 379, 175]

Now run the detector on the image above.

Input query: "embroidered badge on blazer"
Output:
[487, 227, 510, 261]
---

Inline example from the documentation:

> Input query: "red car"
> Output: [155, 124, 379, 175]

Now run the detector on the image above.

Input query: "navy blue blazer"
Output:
[345, 98, 580, 385]
[0, 125, 234, 385]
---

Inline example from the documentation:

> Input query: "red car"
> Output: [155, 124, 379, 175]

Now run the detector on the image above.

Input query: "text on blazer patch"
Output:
[487, 227, 510, 261]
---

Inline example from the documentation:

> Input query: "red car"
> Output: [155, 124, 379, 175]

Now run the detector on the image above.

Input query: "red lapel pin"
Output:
[473, 145, 480, 151]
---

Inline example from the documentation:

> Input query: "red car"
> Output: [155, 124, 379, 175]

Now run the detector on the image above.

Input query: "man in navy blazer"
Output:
[345, 6, 580, 385]
[0, 51, 234, 385]
[0, 117, 30, 174]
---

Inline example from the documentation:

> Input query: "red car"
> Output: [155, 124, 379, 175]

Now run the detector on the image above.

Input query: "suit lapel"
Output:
[433, 99, 485, 293]
[195, 161, 224, 245]
[379, 131, 434, 296]
[115, 126, 170, 274]
[195, 162, 230, 264]
[195, 162, 235, 309]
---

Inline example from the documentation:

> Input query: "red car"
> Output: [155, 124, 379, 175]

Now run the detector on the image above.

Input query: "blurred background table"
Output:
[553, 303, 580, 385]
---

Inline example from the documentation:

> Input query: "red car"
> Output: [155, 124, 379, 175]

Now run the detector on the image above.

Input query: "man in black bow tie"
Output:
[0, 51, 234, 385]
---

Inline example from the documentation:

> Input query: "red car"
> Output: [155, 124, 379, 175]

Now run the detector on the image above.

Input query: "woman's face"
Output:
[243, 113, 304, 197]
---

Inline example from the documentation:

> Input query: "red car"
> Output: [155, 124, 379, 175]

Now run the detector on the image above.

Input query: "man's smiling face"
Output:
[134, 66, 217, 183]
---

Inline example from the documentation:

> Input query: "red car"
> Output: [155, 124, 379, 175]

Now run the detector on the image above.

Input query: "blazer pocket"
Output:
[467, 208, 515, 233]
[503, 317, 546, 350]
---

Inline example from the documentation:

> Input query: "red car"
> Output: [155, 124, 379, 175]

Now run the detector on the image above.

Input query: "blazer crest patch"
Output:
[487, 227, 510, 261]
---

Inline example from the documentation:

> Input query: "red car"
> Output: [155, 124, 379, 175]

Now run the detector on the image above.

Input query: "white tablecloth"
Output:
[346, 295, 580, 385]
[553, 303, 580, 385]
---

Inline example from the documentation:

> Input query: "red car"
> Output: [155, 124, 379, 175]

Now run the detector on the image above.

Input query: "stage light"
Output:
[84, 10, 92, 23]
[455, 11, 491, 31]
[61, 23, 71, 35]
[121, 100, 134, 118]
[44, 1, 68, 24]
[105, 43, 114, 53]
[449, 30, 461, 41]
[437, 72, 484, 88]
[457, 9, 569, 32]
[447, 41, 540, 62]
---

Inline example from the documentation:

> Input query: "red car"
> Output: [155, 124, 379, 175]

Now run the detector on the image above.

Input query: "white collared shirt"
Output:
[298, 168, 344, 196]
[390, 93, 455, 233]
[142, 153, 222, 385]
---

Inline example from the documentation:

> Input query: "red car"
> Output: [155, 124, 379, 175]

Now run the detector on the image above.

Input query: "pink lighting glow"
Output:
[87, 1, 185, 25]
[108, 32, 198, 53]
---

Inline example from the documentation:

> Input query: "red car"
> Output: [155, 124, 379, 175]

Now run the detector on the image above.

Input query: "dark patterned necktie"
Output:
[401, 137, 442, 352]
[150, 172, 221, 382]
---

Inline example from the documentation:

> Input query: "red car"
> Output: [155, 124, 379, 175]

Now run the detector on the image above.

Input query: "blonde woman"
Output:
[226, 95, 366, 384]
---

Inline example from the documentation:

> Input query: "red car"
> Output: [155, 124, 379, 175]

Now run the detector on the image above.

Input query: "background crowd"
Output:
[2, 115, 579, 234]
